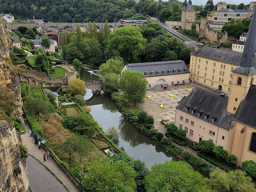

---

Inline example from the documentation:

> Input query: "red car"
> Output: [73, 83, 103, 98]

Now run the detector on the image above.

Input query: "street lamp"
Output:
[79, 171, 83, 192]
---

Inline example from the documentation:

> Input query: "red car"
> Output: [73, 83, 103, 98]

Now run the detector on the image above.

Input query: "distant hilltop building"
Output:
[2, 14, 14, 23]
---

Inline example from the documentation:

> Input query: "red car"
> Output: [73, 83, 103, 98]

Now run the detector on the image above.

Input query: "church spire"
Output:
[233, 8, 256, 75]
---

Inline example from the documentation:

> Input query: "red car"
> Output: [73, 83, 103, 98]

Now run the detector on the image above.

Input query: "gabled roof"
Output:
[183, 4, 195, 12]
[234, 85, 256, 128]
[233, 8, 256, 75]
[33, 38, 55, 45]
[11, 36, 18, 43]
[35, 19, 44, 23]
[126, 60, 189, 77]
[217, 8, 247, 13]
[191, 46, 242, 65]
[176, 87, 234, 130]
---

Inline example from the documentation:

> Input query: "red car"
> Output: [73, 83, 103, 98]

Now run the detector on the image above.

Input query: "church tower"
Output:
[227, 8, 256, 114]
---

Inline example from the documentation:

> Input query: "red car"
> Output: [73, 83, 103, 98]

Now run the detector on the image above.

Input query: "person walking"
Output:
[43, 152, 46, 162]
[47, 151, 50, 159]
[38, 140, 41, 149]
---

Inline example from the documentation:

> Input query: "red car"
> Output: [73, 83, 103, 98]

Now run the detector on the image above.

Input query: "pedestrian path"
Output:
[20, 117, 79, 192]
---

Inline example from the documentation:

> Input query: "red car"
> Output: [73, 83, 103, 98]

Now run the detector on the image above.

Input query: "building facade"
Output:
[190, 46, 241, 93]
[181, 4, 196, 30]
[232, 33, 248, 53]
[33, 39, 56, 52]
[122, 60, 190, 89]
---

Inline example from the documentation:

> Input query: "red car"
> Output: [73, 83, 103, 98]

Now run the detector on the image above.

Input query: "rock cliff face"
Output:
[0, 120, 30, 192]
[0, 17, 30, 191]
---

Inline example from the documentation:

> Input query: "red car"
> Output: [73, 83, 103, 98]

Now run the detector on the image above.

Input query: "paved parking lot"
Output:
[140, 83, 215, 133]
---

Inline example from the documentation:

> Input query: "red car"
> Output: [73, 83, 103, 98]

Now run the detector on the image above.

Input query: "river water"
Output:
[82, 69, 179, 169]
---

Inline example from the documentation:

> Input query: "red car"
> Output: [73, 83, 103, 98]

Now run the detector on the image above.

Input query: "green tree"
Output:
[73, 95, 86, 106]
[213, 146, 228, 159]
[158, 8, 172, 22]
[25, 29, 36, 39]
[206, 169, 256, 192]
[104, 20, 111, 39]
[102, 73, 119, 96]
[82, 161, 136, 191]
[228, 154, 237, 164]
[189, 23, 198, 38]
[237, 3, 245, 9]
[25, 99, 49, 121]
[76, 24, 82, 51]
[127, 159, 149, 192]
[166, 124, 178, 134]
[56, 134, 92, 166]
[120, 69, 148, 105]
[145, 161, 206, 192]
[68, 78, 86, 96]
[241, 160, 256, 179]
[41, 37, 51, 49]
[175, 129, 186, 139]
[89, 21, 93, 38]
[156, 132, 164, 141]
[105, 126, 119, 143]
[47, 93, 56, 106]
[138, 111, 148, 124]
[92, 21, 98, 39]
[73, 58, 83, 71]
[105, 26, 147, 63]
[98, 58, 124, 75]
[205, 0, 214, 11]
[199, 140, 215, 153]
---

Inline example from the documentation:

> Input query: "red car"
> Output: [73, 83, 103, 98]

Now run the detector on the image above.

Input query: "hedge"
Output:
[168, 134, 188, 146]
[26, 115, 44, 138]
[198, 152, 236, 172]
[189, 143, 200, 151]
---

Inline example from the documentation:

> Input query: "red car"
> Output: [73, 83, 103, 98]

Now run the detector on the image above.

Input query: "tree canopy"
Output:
[98, 58, 124, 75]
[102, 73, 119, 96]
[120, 69, 148, 105]
[68, 78, 86, 96]
[41, 37, 51, 49]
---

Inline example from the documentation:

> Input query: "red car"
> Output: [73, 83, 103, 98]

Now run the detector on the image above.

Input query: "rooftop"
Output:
[35, 19, 44, 23]
[183, 4, 195, 12]
[33, 38, 55, 45]
[11, 36, 18, 43]
[233, 41, 245, 45]
[126, 60, 189, 77]
[191, 46, 242, 65]
[234, 85, 256, 129]
[217, 8, 247, 13]
[176, 87, 234, 130]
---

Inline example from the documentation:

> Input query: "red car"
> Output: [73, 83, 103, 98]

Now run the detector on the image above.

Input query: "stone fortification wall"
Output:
[165, 21, 181, 27]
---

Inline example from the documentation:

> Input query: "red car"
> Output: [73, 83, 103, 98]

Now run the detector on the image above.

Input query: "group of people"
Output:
[37, 138, 50, 161]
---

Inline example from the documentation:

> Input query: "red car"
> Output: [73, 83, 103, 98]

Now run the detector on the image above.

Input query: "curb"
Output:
[28, 153, 71, 192]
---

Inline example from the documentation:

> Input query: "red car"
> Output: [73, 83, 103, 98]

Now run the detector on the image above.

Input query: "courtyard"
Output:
[140, 83, 217, 133]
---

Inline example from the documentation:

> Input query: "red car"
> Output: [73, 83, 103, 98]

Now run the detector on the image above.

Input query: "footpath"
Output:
[20, 117, 79, 192]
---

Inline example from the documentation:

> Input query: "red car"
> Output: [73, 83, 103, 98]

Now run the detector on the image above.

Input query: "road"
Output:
[27, 156, 68, 192]
[152, 18, 202, 47]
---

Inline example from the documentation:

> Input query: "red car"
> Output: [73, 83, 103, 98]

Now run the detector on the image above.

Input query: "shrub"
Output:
[199, 140, 215, 154]
[61, 116, 78, 130]
[175, 129, 186, 139]
[161, 137, 168, 145]
[168, 134, 188, 146]
[156, 132, 164, 141]
[83, 105, 91, 113]
[241, 160, 256, 179]
[151, 128, 158, 135]
[166, 124, 178, 134]
[73, 126, 97, 138]
[58, 95, 65, 101]
[228, 154, 237, 164]
[213, 146, 228, 159]
[145, 115, 154, 125]
[19, 142, 28, 158]
[26, 115, 44, 137]
[138, 111, 148, 123]
[189, 143, 200, 150]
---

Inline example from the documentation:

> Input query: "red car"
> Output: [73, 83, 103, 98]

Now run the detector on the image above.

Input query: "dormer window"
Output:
[185, 104, 191, 111]
[192, 107, 197, 114]
[167, 69, 171, 73]
[150, 71, 154, 75]
[156, 70, 160, 74]
[144, 71, 148, 75]
[211, 115, 218, 122]
[205, 112, 210, 120]
[162, 70, 166, 74]
[173, 69, 176, 73]
[184, 68, 187, 71]
[178, 68, 182, 72]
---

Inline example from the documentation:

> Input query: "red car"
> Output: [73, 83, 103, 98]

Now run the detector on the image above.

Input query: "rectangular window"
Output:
[185, 118, 189, 124]
[212, 75, 214, 80]
[185, 127, 188, 133]
[214, 17, 217, 20]
[214, 62, 216, 67]
[190, 129, 193, 136]
[235, 98, 238, 101]
[191, 121, 194, 126]
[179, 124, 183, 129]
[222, 136, 225, 140]
[229, 81, 231, 85]
[231, 67, 233, 71]
[224, 14, 227, 17]
[213, 132, 215, 136]
[230, 74, 233, 78]
[213, 69, 215, 73]
[220, 71, 222, 75]
[236, 14, 240, 17]
[180, 116, 183, 121]
[205, 67, 207, 71]
[198, 65, 200, 69]
[209, 139, 213, 142]
[209, 130, 212, 135]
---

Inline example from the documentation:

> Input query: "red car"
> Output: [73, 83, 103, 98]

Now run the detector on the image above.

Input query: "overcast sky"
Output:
[192, 0, 251, 6]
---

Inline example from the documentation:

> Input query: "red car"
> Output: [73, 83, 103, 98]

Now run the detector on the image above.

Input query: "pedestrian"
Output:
[47, 151, 50, 159]
[38, 140, 41, 149]
[43, 152, 46, 162]
[30, 130, 32, 137]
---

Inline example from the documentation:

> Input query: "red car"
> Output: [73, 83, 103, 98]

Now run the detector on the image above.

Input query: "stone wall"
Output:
[0, 121, 30, 192]
[184, 20, 200, 33]
[165, 21, 181, 27]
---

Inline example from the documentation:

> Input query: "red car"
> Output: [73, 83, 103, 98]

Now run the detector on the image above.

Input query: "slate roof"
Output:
[217, 8, 247, 13]
[233, 8, 256, 75]
[11, 36, 18, 43]
[241, 32, 248, 37]
[183, 4, 195, 12]
[233, 41, 245, 45]
[126, 60, 189, 77]
[234, 85, 256, 128]
[191, 46, 242, 65]
[176, 87, 234, 130]
[35, 19, 44, 23]
[33, 38, 55, 45]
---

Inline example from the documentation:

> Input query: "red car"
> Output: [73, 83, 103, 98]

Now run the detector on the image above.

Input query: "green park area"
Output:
[51, 66, 68, 78]
[27, 56, 36, 67]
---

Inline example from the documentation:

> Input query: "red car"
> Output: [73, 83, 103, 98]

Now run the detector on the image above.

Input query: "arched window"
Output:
[249, 133, 256, 153]
[237, 77, 242, 85]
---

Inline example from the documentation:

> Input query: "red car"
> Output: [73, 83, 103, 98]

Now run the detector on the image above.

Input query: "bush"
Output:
[61, 116, 78, 130]
[241, 160, 256, 179]
[26, 115, 44, 138]
[73, 95, 86, 106]
[165, 124, 178, 134]
[58, 95, 65, 101]
[228, 154, 237, 164]
[151, 128, 158, 135]
[168, 134, 188, 146]
[145, 115, 154, 125]
[199, 140, 215, 154]
[189, 143, 200, 151]
[160, 137, 168, 145]
[138, 111, 148, 123]
[156, 132, 164, 141]
[19, 142, 28, 158]
[73, 126, 97, 138]
[175, 129, 186, 139]
[213, 146, 228, 159]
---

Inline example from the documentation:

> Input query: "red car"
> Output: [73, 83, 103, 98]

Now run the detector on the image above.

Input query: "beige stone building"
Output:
[232, 33, 247, 53]
[11, 36, 21, 48]
[181, 4, 196, 30]
[175, 87, 233, 150]
[122, 60, 190, 89]
[190, 46, 242, 94]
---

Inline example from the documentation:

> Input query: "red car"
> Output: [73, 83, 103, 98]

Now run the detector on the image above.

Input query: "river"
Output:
[82, 69, 179, 169]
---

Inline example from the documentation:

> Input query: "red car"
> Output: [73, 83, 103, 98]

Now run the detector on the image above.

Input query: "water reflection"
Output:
[86, 95, 179, 169]
[80, 68, 100, 81]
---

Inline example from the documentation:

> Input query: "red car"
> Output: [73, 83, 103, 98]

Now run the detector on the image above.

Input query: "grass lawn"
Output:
[27, 56, 36, 67]
[177, 31, 197, 41]
[66, 107, 80, 116]
[51, 67, 68, 78]
[22, 45, 32, 52]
